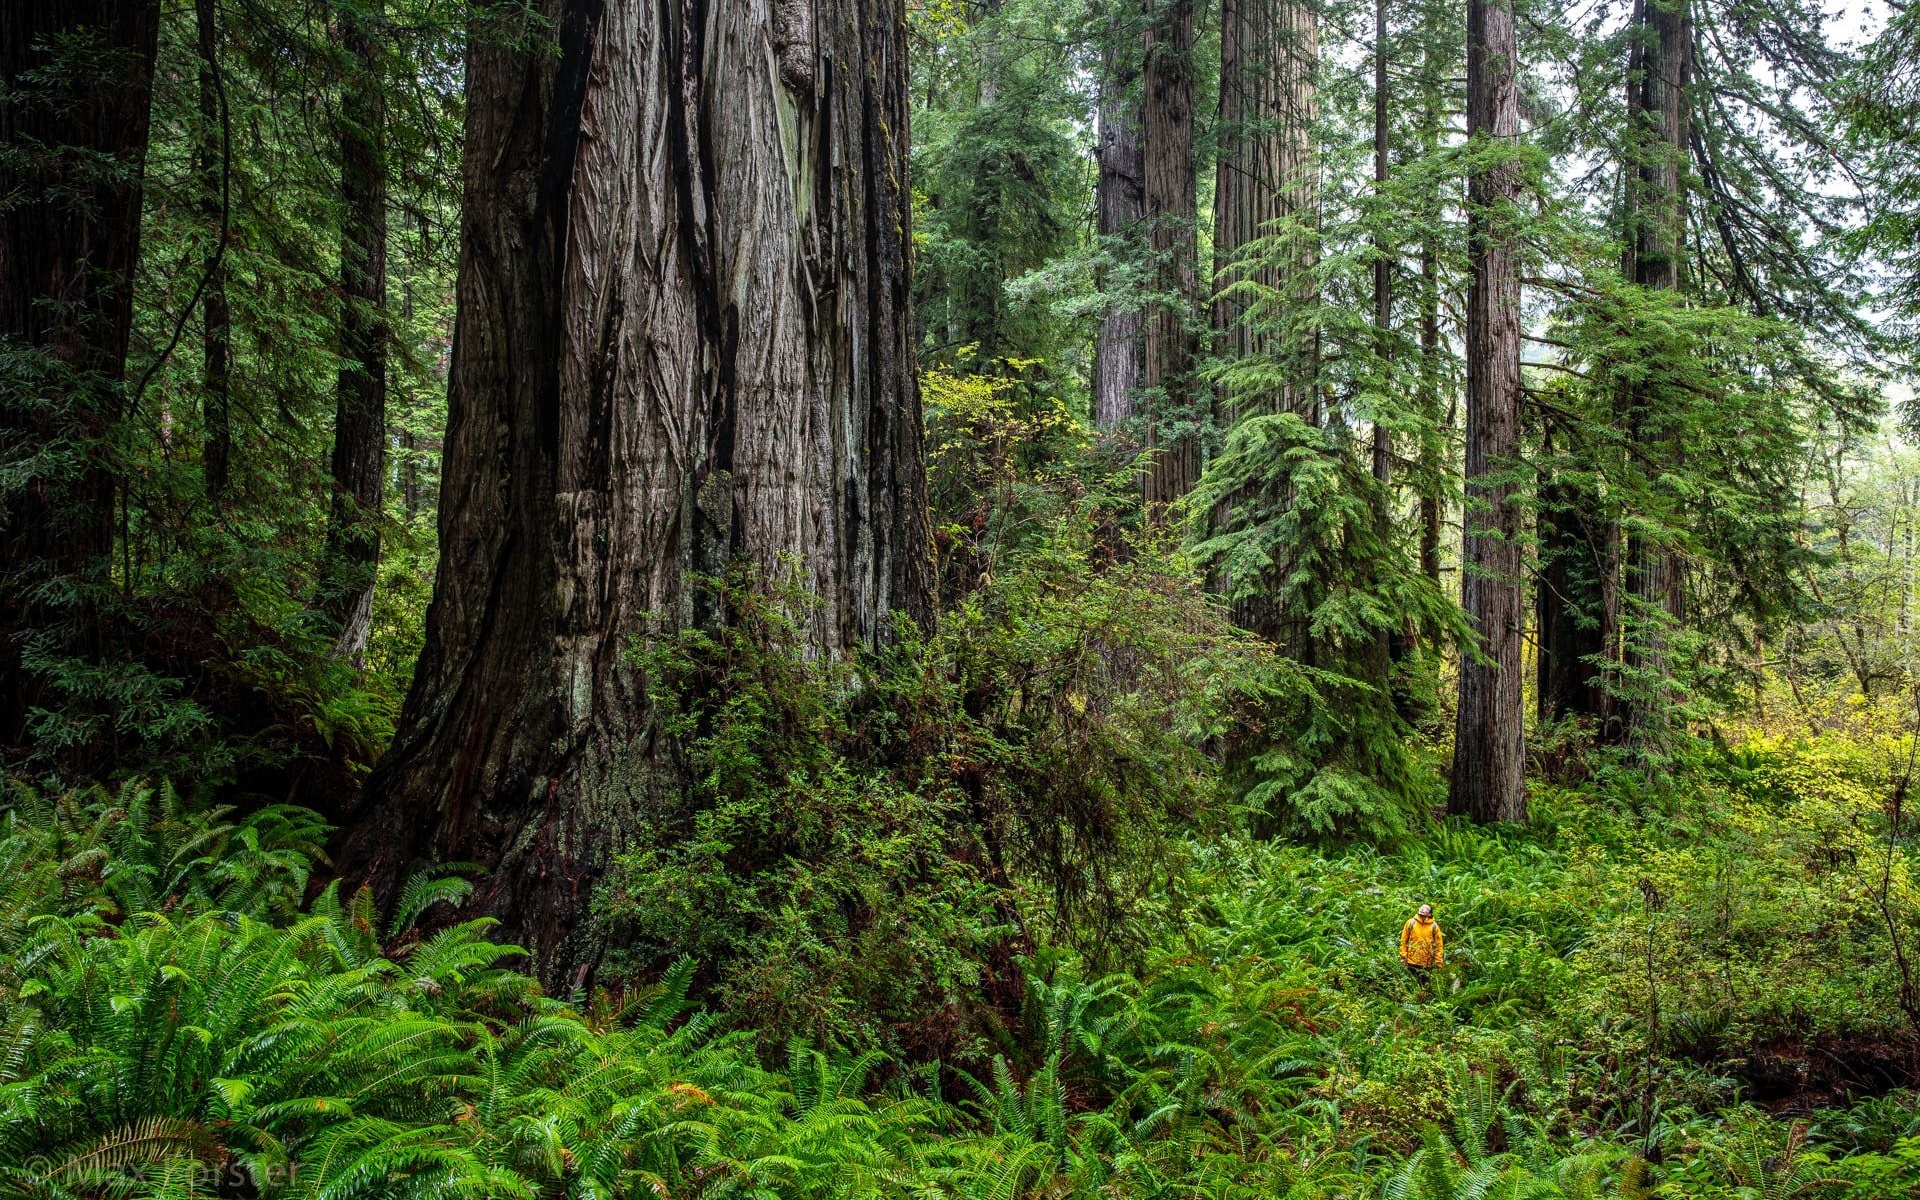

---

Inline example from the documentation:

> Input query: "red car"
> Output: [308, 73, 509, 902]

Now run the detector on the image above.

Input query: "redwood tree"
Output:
[1448, 0, 1525, 823]
[337, 0, 932, 983]
[1212, 0, 1317, 420]
[1140, 0, 1200, 504]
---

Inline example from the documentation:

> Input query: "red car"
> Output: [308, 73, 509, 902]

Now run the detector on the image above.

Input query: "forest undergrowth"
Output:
[2, 710, 1916, 1198]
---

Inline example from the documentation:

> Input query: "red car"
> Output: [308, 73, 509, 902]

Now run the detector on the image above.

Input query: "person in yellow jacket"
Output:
[1399, 903, 1444, 974]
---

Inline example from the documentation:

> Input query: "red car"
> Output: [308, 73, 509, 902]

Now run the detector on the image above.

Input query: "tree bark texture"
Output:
[1141, 0, 1200, 505]
[1203, 0, 1316, 644]
[1093, 33, 1144, 430]
[195, 0, 232, 501]
[1616, 0, 1690, 748]
[1448, 0, 1525, 824]
[0, 1, 161, 750]
[322, 2, 390, 666]
[337, 0, 933, 985]
[1211, 0, 1316, 421]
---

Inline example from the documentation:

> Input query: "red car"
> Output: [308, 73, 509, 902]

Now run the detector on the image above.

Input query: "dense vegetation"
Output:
[4, 0, 1920, 1196]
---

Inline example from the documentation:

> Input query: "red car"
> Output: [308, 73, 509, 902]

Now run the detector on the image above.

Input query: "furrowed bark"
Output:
[0, 1, 160, 753]
[1211, 0, 1317, 421]
[337, 0, 932, 986]
[1141, 0, 1200, 505]
[1448, 0, 1526, 824]
[1206, 0, 1317, 642]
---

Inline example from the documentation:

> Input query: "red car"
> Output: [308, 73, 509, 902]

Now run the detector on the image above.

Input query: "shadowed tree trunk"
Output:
[0, 1, 161, 753]
[1141, 0, 1200, 505]
[1536, 426, 1615, 724]
[195, 0, 232, 501]
[1615, 0, 1690, 748]
[321, 2, 388, 665]
[336, 0, 933, 986]
[1093, 30, 1144, 430]
[1448, 0, 1525, 824]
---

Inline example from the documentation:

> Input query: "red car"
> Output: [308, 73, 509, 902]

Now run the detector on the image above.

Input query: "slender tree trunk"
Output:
[1417, 233, 1442, 589]
[1211, 0, 1316, 420]
[321, 2, 389, 666]
[1093, 30, 1144, 429]
[1616, 0, 1690, 748]
[0, 1, 161, 752]
[195, 0, 232, 501]
[1370, 0, 1391, 485]
[1448, 0, 1525, 824]
[1371, 0, 1405, 690]
[336, 0, 932, 986]
[1413, 13, 1447, 608]
[1141, 0, 1200, 505]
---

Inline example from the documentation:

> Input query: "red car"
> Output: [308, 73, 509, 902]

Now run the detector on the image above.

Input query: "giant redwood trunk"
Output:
[1206, 0, 1317, 643]
[0, 1, 161, 752]
[1211, 0, 1316, 420]
[337, 0, 932, 984]
[1448, 0, 1525, 824]
[1140, 0, 1200, 505]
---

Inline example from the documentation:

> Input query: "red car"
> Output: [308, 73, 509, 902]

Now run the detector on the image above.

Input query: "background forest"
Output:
[4, 0, 1920, 1196]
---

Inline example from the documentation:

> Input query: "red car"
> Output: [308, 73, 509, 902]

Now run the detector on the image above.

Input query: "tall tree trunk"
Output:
[336, 0, 933, 986]
[1417, 233, 1442, 590]
[1616, 0, 1690, 748]
[0, 1, 161, 752]
[1370, 0, 1391, 484]
[1093, 29, 1144, 429]
[1413, 9, 1447, 616]
[321, 2, 389, 666]
[1211, 0, 1316, 419]
[1448, 0, 1525, 824]
[1371, 0, 1401, 687]
[1207, 0, 1316, 639]
[1141, 0, 1199, 505]
[195, 0, 232, 501]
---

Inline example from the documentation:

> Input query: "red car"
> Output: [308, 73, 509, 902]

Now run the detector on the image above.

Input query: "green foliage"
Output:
[1191, 412, 1465, 840]
[911, 0, 1094, 378]
[602, 509, 1261, 1057]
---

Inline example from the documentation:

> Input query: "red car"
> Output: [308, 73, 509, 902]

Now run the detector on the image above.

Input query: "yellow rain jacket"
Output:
[1399, 914, 1444, 968]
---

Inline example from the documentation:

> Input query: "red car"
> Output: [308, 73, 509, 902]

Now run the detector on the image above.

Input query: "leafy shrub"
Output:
[601, 509, 1262, 1060]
